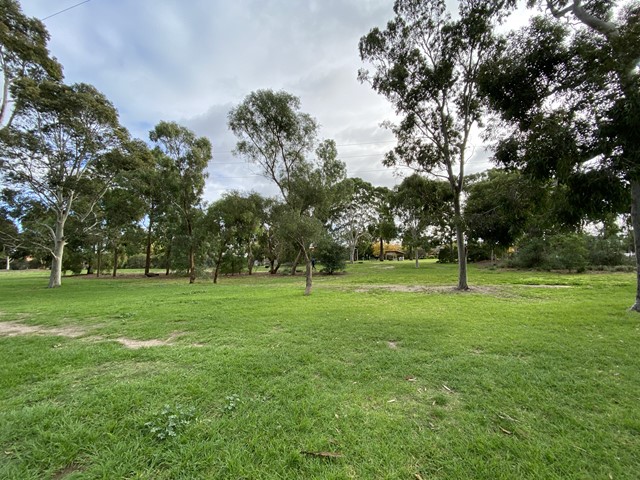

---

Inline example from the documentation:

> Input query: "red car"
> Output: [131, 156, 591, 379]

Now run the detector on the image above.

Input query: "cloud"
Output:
[22, 0, 501, 201]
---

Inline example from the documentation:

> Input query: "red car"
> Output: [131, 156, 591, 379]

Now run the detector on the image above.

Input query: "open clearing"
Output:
[1, 261, 639, 479]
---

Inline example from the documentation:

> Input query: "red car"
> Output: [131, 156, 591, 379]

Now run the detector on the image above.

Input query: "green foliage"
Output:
[144, 404, 195, 441]
[511, 234, 591, 272]
[314, 237, 348, 274]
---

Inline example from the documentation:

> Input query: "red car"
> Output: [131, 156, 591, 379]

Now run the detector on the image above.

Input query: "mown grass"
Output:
[0, 261, 639, 479]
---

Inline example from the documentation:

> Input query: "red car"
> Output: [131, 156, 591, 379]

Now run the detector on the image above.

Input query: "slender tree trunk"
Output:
[379, 236, 384, 261]
[349, 244, 356, 264]
[5, 256, 9, 270]
[97, 243, 102, 277]
[304, 250, 313, 296]
[247, 242, 254, 275]
[48, 217, 67, 288]
[629, 180, 640, 311]
[415, 249, 419, 269]
[453, 197, 468, 290]
[112, 242, 118, 278]
[165, 238, 172, 276]
[144, 213, 153, 276]
[213, 248, 224, 284]
[291, 249, 302, 275]
[187, 219, 196, 284]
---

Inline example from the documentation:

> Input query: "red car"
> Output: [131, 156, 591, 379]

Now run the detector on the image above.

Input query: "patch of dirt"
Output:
[0, 321, 87, 338]
[0, 321, 203, 349]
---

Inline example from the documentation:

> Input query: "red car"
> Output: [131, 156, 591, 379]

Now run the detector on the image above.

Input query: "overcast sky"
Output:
[23, 0, 510, 202]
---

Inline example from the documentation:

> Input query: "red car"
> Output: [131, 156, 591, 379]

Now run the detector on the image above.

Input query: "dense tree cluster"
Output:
[0, 0, 637, 307]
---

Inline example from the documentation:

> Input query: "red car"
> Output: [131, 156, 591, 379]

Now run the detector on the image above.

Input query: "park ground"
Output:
[0, 261, 639, 479]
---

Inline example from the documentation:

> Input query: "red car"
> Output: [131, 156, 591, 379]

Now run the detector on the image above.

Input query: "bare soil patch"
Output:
[0, 321, 201, 349]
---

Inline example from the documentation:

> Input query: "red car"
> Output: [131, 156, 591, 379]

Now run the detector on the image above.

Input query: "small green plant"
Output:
[223, 394, 240, 413]
[144, 404, 195, 440]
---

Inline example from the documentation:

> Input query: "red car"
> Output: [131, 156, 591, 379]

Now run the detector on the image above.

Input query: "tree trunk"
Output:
[48, 218, 66, 288]
[247, 242, 254, 275]
[5, 256, 9, 271]
[165, 239, 172, 276]
[379, 236, 384, 261]
[187, 219, 196, 284]
[415, 251, 419, 268]
[144, 213, 153, 276]
[97, 243, 102, 278]
[291, 249, 302, 275]
[112, 243, 118, 278]
[349, 244, 355, 264]
[629, 180, 640, 311]
[304, 251, 313, 296]
[213, 248, 224, 284]
[454, 198, 468, 290]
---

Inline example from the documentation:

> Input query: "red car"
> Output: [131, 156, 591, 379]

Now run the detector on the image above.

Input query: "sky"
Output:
[22, 0, 515, 202]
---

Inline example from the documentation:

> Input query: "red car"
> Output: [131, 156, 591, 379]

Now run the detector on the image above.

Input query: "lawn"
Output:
[1, 261, 639, 479]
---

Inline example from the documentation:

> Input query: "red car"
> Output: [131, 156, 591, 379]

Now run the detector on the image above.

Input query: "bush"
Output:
[437, 246, 457, 264]
[125, 253, 148, 269]
[314, 238, 348, 274]
[587, 236, 625, 266]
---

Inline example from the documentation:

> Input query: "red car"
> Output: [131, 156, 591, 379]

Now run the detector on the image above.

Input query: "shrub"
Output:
[437, 246, 458, 264]
[314, 237, 348, 274]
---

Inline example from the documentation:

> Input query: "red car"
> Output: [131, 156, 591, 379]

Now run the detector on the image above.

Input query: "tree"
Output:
[392, 174, 440, 267]
[360, 0, 507, 289]
[0, 80, 130, 287]
[479, 0, 640, 308]
[229, 90, 345, 295]
[465, 169, 546, 262]
[368, 186, 397, 261]
[333, 177, 377, 263]
[0, 0, 62, 128]
[149, 121, 211, 284]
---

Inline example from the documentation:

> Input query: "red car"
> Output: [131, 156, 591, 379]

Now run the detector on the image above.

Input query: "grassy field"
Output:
[0, 261, 639, 479]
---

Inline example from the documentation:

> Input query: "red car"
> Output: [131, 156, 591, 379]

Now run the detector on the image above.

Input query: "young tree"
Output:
[229, 90, 345, 295]
[359, 0, 506, 289]
[0, 0, 62, 128]
[479, 0, 640, 309]
[149, 121, 212, 284]
[0, 80, 130, 287]
[333, 177, 377, 263]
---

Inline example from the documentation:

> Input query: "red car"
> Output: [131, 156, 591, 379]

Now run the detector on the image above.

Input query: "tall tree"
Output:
[0, 0, 62, 128]
[479, 0, 640, 309]
[0, 80, 130, 287]
[229, 90, 343, 295]
[149, 121, 211, 284]
[359, 0, 506, 289]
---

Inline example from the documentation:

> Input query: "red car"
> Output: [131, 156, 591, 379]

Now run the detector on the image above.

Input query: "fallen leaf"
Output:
[301, 451, 343, 459]
[387, 398, 397, 403]
[499, 426, 513, 435]
[442, 385, 453, 393]
[415, 474, 426, 480]
[405, 376, 417, 382]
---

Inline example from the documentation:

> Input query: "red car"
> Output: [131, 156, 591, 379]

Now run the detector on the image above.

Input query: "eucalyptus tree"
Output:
[479, 0, 640, 309]
[0, 80, 130, 287]
[0, 0, 62, 128]
[149, 121, 211, 284]
[392, 174, 437, 267]
[229, 90, 344, 295]
[359, 0, 508, 289]
[333, 177, 377, 263]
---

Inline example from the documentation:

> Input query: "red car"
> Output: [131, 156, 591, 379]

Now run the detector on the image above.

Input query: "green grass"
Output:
[0, 261, 639, 479]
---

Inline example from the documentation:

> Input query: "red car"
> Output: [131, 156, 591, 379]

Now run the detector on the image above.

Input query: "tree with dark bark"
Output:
[479, 0, 640, 309]
[360, 0, 507, 289]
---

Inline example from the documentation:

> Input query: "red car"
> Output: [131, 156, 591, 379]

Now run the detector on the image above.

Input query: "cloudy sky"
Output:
[23, 0, 506, 202]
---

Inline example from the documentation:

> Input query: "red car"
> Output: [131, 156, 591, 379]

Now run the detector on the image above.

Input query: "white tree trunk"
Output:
[5, 256, 10, 270]
[48, 219, 66, 288]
